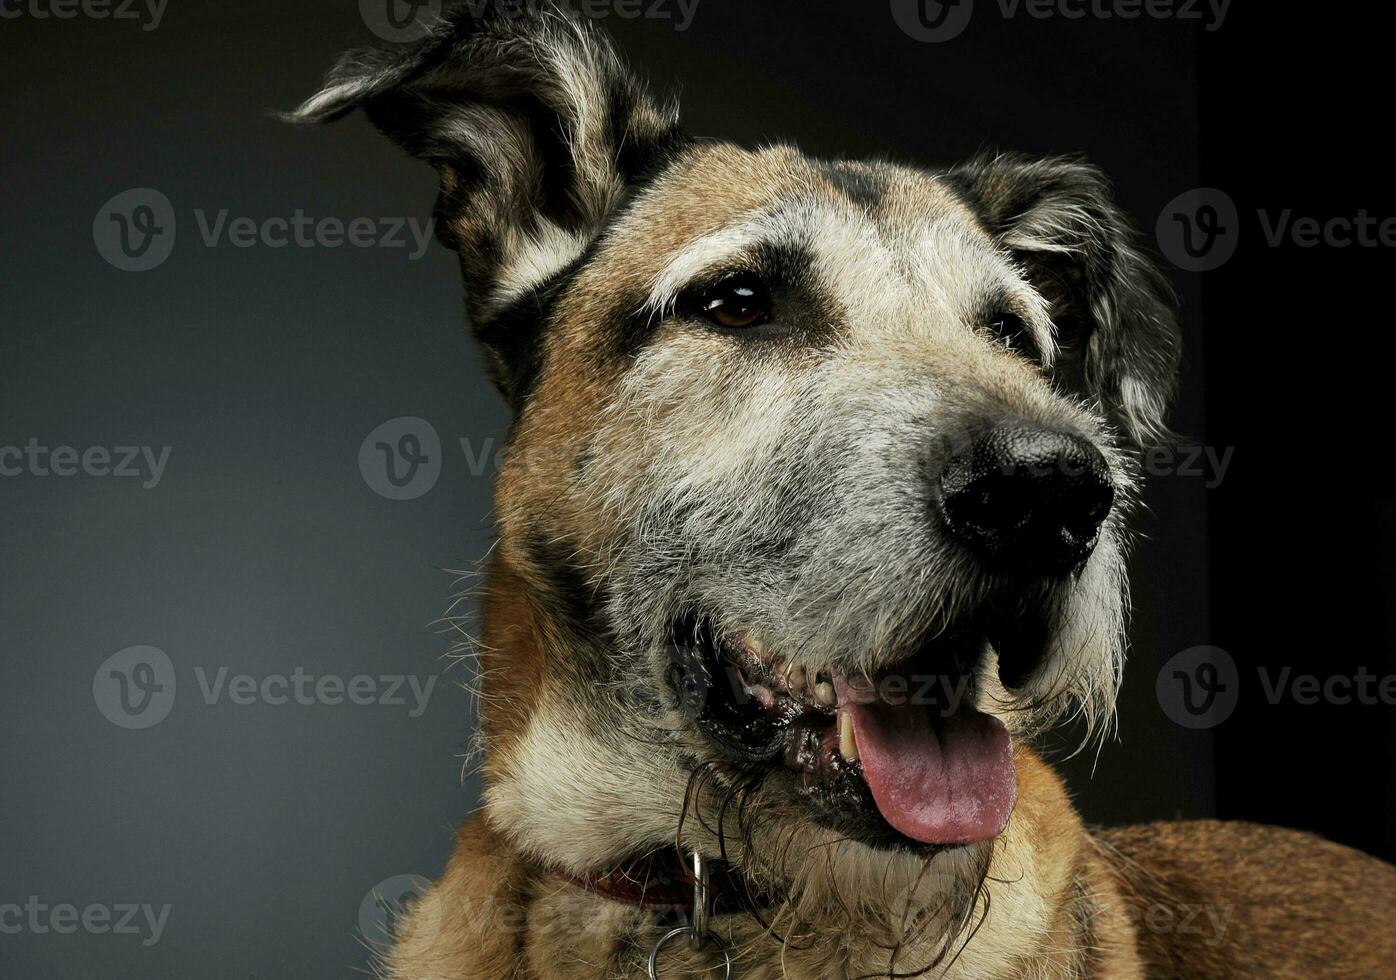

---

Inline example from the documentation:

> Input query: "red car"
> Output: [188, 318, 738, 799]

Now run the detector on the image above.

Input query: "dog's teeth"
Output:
[839, 711, 859, 763]
[815, 680, 836, 707]
[787, 666, 806, 689]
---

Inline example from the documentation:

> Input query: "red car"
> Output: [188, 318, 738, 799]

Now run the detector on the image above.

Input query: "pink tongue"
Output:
[835, 677, 1016, 845]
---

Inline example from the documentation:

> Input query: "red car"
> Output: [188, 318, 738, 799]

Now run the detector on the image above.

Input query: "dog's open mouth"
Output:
[669, 613, 1043, 850]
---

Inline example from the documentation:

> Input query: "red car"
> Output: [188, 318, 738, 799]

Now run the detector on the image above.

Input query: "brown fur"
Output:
[1099, 821, 1396, 978]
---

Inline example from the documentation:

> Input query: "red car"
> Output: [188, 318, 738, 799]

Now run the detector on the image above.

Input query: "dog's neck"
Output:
[456, 557, 1146, 978]
[494, 810, 1138, 979]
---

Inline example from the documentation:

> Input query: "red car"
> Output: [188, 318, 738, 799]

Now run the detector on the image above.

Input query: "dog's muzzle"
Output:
[938, 425, 1114, 576]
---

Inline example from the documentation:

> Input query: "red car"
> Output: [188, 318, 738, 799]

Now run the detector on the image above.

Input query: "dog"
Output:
[290, 5, 1396, 976]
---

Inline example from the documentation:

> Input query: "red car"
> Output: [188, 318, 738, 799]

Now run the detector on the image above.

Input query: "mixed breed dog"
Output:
[290, 4, 1395, 977]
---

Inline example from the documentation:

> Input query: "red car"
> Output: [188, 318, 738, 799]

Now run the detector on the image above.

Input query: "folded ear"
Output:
[947, 153, 1181, 446]
[287, 3, 685, 399]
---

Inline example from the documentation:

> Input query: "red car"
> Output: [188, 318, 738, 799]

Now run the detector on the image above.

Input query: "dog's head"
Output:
[295, 0, 1177, 931]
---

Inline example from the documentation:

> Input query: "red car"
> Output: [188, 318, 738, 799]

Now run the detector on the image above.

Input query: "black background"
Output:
[1, 2, 1391, 977]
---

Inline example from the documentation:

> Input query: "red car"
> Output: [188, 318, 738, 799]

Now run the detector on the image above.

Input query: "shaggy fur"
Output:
[289, 4, 1396, 977]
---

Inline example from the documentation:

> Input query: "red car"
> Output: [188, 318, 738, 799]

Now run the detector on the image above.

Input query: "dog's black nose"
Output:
[939, 426, 1114, 575]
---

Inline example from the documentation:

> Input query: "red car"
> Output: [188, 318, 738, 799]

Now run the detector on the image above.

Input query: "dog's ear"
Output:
[287, 3, 684, 399]
[947, 153, 1181, 446]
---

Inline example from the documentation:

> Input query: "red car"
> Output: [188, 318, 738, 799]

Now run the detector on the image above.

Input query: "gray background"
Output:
[6, 2, 1379, 978]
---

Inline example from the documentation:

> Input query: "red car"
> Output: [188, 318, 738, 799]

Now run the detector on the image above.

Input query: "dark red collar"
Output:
[554, 851, 763, 914]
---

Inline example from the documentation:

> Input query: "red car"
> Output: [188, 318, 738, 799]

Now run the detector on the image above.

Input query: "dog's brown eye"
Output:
[699, 275, 771, 329]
